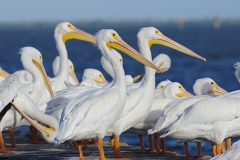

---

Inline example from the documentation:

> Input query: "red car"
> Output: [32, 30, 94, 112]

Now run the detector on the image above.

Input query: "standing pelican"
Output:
[161, 97, 240, 157]
[149, 77, 227, 158]
[106, 27, 205, 158]
[54, 29, 161, 160]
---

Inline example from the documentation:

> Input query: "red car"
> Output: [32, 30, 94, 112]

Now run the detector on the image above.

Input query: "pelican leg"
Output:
[0, 132, 16, 153]
[138, 134, 146, 150]
[82, 140, 92, 150]
[114, 136, 134, 158]
[31, 126, 46, 144]
[216, 144, 221, 155]
[184, 142, 194, 158]
[148, 135, 155, 151]
[110, 136, 117, 156]
[161, 137, 178, 155]
[98, 139, 107, 160]
[212, 143, 217, 156]
[226, 138, 231, 150]
[73, 141, 78, 149]
[8, 128, 16, 147]
[154, 135, 162, 154]
[196, 142, 211, 158]
[221, 141, 226, 153]
[77, 140, 85, 160]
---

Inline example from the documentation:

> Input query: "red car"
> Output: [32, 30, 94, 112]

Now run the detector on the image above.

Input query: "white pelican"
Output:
[54, 29, 161, 160]
[0, 67, 10, 82]
[211, 140, 240, 160]
[49, 22, 95, 93]
[131, 81, 192, 152]
[9, 47, 55, 144]
[160, 96, 240, 157]
[46, 49, 131, 120]
[13, 56, 79, 85]
[0, 74, 58, 152]
[193, 78, 227, 96]
[149, 77, 227, 158]
[52, 56, 79, 85]
[105, 27, 205, 158]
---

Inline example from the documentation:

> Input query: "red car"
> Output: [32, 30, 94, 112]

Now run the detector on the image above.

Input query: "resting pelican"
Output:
[105, 27, 205, 158]
[149, 77, 227, 158]
[0, 67, 10, 82]
[81, 68, 108, 86]
[193, 78, 227, 96]
[52, 56, 79, 85]
[0, 74, 58, 152]
[54, 29, 161, 160]
[130, 81, 192, 152]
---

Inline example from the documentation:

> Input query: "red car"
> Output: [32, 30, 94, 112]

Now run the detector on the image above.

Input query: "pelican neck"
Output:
[54, 35, 69, 83]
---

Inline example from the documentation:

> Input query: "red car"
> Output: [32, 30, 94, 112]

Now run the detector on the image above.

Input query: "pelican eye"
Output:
[39, 56, 42, 62]
[178, 86, 182, 89]
[67, 24, 71, 28]
[120, 59, 122, 62]
[69, 65, 73, 71]
[99, 74, 102, 77]
[155, 31, 158, 34]
[211, 82, 214, 85]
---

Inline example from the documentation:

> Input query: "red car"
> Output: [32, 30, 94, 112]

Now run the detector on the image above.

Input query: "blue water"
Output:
[0, 21, 240, 156]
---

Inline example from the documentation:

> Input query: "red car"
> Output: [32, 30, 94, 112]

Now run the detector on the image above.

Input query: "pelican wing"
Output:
[0, 74, 20, 112]
[165, 97, 240, 135]
[119, 88, 144, 118]
[56, 88, 121, 142]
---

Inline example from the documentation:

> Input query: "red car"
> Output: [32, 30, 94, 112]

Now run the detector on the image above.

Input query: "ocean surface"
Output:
[0, 21, 240, 156]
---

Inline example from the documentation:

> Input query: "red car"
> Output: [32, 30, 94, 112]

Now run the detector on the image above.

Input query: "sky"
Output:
[0, 0, 239, 23]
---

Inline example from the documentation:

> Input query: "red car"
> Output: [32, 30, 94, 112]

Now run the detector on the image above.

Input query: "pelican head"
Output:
[82, 68, 108, 85]
[19, 47, 54, 96]
[137, 27, 206, 61]
[55, 22, 95, 43]
[52, 56, 79, 84]
[193, 78, 228, 96]
[163, 82, 193, 98]
[95, 29, 162, 72]
[153, 54, 171, 73]
[156, 79, 172, 91]
[10, 100, 58, 144]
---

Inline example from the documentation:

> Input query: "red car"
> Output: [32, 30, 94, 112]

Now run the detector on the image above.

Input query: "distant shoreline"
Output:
[0, 19, 239, 28]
